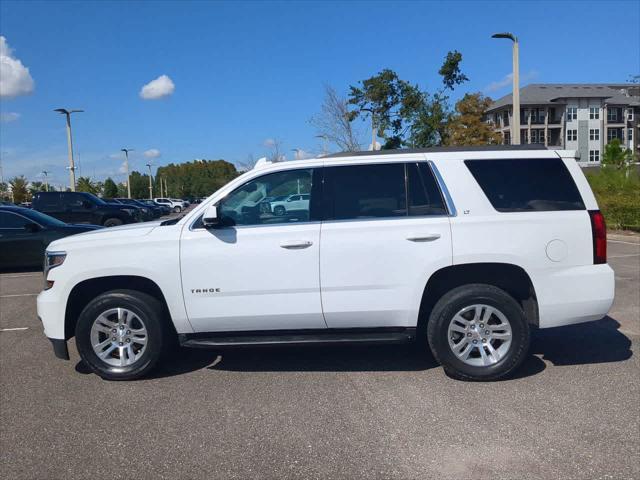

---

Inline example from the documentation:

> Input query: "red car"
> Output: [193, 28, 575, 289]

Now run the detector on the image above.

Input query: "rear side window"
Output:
[323, 163, 407, 220]
[407, 163, 447, 216]
[465, 158, 585, 212]
[0, 212, 29, 229]
[34, 194, 60, 210]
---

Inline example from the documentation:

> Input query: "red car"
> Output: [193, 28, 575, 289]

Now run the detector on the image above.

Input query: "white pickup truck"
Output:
[38, 146, 614, 381]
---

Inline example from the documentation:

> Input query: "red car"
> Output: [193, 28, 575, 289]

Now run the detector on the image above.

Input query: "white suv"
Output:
[38, 146, 614, 381]
[269, 194, 310, 216]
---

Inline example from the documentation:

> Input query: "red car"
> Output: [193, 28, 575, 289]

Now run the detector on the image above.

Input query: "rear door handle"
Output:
[406, 233, 441, 242]
[280, 240, 313, 249]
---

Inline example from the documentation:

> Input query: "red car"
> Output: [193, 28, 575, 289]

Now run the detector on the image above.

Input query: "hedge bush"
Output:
[585, 168, 640, 231]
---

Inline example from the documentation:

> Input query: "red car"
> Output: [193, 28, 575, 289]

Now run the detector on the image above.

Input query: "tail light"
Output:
[589, 210, 607, 264]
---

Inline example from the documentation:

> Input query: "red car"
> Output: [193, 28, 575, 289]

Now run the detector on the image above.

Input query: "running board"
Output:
[179, 328, 416, 348]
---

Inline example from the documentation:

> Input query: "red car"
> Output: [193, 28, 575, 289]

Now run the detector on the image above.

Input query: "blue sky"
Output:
[1, 0, 639, 188]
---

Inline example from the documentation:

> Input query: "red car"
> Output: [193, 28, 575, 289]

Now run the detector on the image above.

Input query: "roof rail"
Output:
[323, 144, 547, 159]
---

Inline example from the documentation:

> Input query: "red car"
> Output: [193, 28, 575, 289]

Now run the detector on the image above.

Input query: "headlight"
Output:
[44, 251, 66, 290]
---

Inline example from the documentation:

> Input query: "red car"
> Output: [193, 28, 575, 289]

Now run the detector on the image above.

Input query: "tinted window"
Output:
[324, 163, 407, 220]
[62, 193, 91, 208]
[465, 158, 585, 212]
[219, 168, 315, 226]
[407, 163, 447, 216]
[0, 212, 29, 229]
[35, 193, 60, 210]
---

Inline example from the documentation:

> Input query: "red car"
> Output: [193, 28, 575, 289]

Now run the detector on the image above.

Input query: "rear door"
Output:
[60, 193, 94, 223]
[319, 161, 453, 328]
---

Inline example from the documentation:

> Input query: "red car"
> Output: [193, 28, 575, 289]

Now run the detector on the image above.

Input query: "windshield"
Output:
[84, 192, 108, 206]
[23, 209, 67, 227]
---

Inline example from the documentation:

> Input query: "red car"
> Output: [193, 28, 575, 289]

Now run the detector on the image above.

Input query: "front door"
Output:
[0, 211, 44, 269]
[180, 167, 326, 332]
[319, 161, 452, 328]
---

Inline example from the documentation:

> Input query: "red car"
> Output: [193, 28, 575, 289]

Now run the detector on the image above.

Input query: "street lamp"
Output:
[145, 163, 153, 199]
[42, 170, 49, 192]
[491, 32, 520, 145]
[54, 108, 84, 190]
[121, 148, 134, 198]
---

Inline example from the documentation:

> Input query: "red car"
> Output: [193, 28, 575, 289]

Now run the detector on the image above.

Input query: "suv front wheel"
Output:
[75, 290, 166, 380]
[427, 284, 530, 381]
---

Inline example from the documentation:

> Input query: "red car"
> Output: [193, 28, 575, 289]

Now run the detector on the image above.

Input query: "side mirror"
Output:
[24, 222, 40, 233]
[202, 204, 220, 228]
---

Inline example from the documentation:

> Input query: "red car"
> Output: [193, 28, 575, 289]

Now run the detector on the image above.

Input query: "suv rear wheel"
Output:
[427, 284, 530, 381]
[75, 290, 167, 380]
[172, 206, 182, 213]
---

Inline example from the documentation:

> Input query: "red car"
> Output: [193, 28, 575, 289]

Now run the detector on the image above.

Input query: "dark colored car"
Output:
[115, 198, 162, 220]
[0, 206, 102, 269]
[32, 192, 140, 227]
[140, 199, 171, 216]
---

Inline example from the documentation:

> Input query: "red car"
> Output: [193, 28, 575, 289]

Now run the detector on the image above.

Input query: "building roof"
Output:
[488, 83, 639, 111]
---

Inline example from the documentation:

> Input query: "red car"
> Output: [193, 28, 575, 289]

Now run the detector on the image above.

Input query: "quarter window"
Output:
[407, 163, 447, 216]
[219, 169, 315, 226]
[465, 158, 585, 212]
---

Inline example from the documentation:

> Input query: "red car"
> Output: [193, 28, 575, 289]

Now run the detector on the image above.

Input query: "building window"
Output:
[607, 108, 619, 122]
[628, 109, 634, 121]
[567, 107, 577, 121]
[504, 132, 511, 145]
[607, 128, 622, 141]
[522, 130, 528, 143]
[589, 107, 599, 119]
[589, 129, 600, 141]
[629, 129, 634, 143]
[567, 129, 578, 142]
[589, 150, 600, 162]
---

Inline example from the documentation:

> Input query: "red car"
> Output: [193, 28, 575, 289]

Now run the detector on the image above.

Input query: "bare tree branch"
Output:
[310, 84, 363, 152]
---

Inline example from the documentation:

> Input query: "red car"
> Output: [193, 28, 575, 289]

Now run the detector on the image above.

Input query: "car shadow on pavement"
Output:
[83, 316, 632, 380]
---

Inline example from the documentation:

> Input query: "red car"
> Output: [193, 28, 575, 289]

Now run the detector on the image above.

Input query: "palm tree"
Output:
[76, 176, 97, 194]
[9, 176, 29, 203]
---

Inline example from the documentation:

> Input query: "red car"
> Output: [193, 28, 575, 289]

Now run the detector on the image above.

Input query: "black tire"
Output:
[103, 217, 123, 227]
[75, 290, 167, 380]
[426, 284, 530, 381]
[173, 206, 182, 213]
[273, 205, 285, 216]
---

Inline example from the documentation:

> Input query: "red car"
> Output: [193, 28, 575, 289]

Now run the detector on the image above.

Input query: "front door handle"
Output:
[280, 240, 313, 249]
[406, 233, 441, 242]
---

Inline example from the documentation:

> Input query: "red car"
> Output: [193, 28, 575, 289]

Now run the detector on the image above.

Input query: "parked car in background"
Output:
[37, 146, 614, 381]
[174, 198, 189, 208]
[0, 206, 102, 269]
[115, 198, 160, 220]
[32, 192, 140, 227]
[269, 193, 310, 216]
[140, 199, 171, 216]
[154, 197, 184, 213]
[20, 202, 32, 208]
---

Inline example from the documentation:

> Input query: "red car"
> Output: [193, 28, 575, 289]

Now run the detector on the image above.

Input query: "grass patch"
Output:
[585, 168, 640, 231]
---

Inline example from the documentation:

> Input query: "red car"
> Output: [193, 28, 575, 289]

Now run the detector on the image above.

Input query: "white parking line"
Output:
[0, 273, 41, 278]
[0, 293, 39, 298]
[608, 240, 640, 246]
[0, 327, 29, 332]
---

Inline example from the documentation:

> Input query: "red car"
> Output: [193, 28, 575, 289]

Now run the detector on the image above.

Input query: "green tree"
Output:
[347, 51, 469, 149]
[76, 176, 98, 194]
[156, 159, 239, 198]
[9, 176, 29, 203]
[446, 93, 503, 146]
[0, 182, 9, 200]
[28, 181, 46, 197]
[602, 138, 634, 170]
[103, 177, 119, 198]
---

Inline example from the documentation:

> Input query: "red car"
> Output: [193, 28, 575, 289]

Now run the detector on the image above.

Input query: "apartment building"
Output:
[485, 84, 639, 165]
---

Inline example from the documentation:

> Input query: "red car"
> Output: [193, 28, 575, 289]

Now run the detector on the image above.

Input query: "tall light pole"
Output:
[42, 170, 49, 192]
[315, 135, 328, 156]
[145, 163, 153, 199]
[121, 148, 134, 198]
[54, 108, 83, 190]
[492, 32, 520, 145]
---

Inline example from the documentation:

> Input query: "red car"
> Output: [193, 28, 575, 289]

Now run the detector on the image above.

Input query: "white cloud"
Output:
[0, 112, 20, 123]
[139, 74, 175, 100]
[263, 138, 276, 148]
[143, 148, 161, 158]
[118, 161, 128, 174]
[485, 71, 538, 93]
[0, 36, 35, 99]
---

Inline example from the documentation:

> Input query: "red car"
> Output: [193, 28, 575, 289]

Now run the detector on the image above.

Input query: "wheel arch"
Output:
[418, 263, 539, 334]
[64, 275, 174, 340]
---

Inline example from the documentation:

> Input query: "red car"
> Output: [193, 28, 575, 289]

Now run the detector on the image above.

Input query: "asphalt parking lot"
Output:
[1, 236, 638, 480]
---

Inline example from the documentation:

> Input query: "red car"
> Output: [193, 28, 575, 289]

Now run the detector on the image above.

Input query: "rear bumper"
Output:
[535, 264, 615, 328]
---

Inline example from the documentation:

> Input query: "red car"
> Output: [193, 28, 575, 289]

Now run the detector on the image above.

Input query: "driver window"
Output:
[219, 169, 313, 226]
